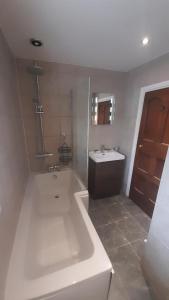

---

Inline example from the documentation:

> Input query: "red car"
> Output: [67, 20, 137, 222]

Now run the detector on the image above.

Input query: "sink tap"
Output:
[113, 146, 120, 152]
[100, 144, 106, 153]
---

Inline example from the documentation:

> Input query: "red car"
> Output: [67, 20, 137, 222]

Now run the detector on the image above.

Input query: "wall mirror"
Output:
[91, 93, 115, 125]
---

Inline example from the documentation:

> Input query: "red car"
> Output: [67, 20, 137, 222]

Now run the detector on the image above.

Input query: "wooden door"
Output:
[130, 88, 169, 217]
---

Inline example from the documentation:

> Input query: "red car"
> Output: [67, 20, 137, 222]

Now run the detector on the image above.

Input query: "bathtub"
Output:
[5, 169, 112, 300]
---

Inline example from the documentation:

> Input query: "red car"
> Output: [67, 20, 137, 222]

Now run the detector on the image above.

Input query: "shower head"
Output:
[27, 63, 44, 76]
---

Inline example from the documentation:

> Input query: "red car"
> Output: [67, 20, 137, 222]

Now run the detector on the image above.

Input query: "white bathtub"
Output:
[5, 169, 112, 300]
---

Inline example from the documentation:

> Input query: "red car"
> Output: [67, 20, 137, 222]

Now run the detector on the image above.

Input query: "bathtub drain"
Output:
[54, 195, 60, 199]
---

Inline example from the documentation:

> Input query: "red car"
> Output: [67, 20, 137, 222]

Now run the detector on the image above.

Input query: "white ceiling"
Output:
[0, 0, 169, 71]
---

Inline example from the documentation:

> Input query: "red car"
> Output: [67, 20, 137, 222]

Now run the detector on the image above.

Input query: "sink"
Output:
[89, 150, 125, 163]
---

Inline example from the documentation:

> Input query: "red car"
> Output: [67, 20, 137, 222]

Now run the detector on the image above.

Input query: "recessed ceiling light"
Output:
[142, 37, 149, 46]
[30, 38, 43, 47]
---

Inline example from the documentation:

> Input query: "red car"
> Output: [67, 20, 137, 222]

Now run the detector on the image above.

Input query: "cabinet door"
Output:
[95, 161, 124, 198]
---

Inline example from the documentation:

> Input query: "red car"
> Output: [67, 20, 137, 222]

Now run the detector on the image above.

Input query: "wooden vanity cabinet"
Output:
[88, 157, 125, 199]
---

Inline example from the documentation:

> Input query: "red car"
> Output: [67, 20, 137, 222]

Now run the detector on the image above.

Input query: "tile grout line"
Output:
[128, 240, 143, 260]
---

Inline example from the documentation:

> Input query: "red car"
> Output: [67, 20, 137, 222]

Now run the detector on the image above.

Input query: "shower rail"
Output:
[27, 62, 53, 159]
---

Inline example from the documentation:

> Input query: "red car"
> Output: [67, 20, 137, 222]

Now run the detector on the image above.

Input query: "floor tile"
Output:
[108, 273, 128, 300]
[102, 195, 124, 207]
[122, 198, 143, 216]
[109, 273, 152, 300]
[109, 244, 141, 283]
[117, 215, 147, 243]
[89, 195, 123, 210]
[96, 223, 129, 253]
[133, 212, 151, 233]
[88, 194, 152, 300]
[109, 244, 152, 300]
[89, 198, 103, 211]
[108, 203, 129, 222]
[124, 275, 152, 300]
[130, 239, 146, 260]
[117, 195, 130, 202]
[89, 207, 113, 228]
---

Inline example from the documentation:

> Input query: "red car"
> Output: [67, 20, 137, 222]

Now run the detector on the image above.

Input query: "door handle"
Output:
[138, 144, 143, 148]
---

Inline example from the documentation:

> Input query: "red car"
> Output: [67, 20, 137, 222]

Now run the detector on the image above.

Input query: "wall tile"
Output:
[60, 117, 72, 136]
[43, 116, 61, 137]
[24, 116, 37, 137]
[42, 95, 72, 117]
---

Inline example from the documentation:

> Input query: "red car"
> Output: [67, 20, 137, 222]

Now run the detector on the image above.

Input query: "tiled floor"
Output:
[89, 195, 152, 300]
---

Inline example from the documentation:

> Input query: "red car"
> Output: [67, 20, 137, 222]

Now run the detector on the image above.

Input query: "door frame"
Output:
[126, 80, 169, 196]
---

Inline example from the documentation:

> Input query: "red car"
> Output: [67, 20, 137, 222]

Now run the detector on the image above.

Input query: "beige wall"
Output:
[16, 51, 169, 186]
[0, 31, 28, 299]
[17, 59, 127, 171]
[89, 71, 127, 150]
[17, 59, 74, 171]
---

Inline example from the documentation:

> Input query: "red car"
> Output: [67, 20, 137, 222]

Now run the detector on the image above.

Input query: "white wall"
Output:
[0, 31, 28, 299]
[142, 149, 169, 300]
[120, 52, 169, 193]
[119, 54, 169, 299]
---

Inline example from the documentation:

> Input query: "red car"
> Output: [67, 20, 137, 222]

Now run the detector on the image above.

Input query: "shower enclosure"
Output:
[72, 77, 90, 186]
[19, 61, 90, 181]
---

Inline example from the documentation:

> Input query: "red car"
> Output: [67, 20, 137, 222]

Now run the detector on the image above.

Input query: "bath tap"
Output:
[54, 165, 61, 171]
[48, 166, 54, 172]
[48, 164, 61, 172]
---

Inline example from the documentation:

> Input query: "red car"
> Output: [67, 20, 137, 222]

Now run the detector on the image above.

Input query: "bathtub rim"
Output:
[5, 170, 113, 300]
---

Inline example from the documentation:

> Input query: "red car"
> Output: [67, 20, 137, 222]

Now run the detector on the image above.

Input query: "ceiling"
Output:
[0, 0, 169, 71]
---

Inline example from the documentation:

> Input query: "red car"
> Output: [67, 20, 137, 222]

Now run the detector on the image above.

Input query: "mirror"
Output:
[91, 93, 115, 125]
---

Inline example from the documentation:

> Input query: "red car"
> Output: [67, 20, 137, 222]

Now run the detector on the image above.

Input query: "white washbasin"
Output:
[89, 150, 125, 163]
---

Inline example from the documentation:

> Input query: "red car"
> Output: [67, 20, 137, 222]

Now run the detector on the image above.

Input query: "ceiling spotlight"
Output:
[142, 37, 149, 46]
[30, 38, 43, 47]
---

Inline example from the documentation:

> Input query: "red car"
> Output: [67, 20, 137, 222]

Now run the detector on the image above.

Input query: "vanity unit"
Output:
[88, 150, 125, 199]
